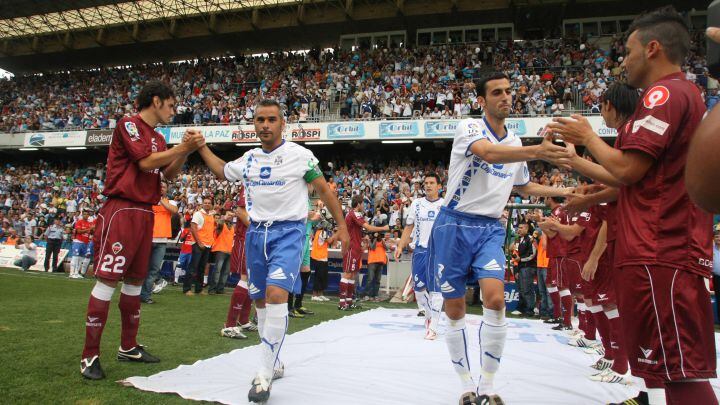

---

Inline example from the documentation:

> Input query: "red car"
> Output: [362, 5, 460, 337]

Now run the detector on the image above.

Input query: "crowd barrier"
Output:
[2, 116, 617, 149]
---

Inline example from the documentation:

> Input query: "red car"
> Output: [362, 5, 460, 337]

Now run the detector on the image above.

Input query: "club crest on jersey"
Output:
[274, 155, 283, 166]
[259, 167, 272, 179]
[642, 85, 670, 109]
[124, 121, 140, 141]
[112, 242, 123, 255]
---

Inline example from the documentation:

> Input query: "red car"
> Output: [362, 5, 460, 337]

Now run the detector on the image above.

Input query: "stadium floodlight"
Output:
[66, 147, 87, 150]
[19, 147, 38, 151]
[381, 140, 413, 144]
[305, 141, 334, 145]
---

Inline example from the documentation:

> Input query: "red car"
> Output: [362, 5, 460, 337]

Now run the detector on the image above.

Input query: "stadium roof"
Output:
[0, 0, 707, 75]
[0, 0, 300, 39]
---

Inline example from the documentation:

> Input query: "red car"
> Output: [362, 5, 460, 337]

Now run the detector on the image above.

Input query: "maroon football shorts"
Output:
[615, 264, 716, 381]
[230, 230, 247, 276]
[343, 248, 362, 274]
[548, 257, 562, 288]
[560, 257, 583, 294]
[92, 198, 154, 282]
[589, 241, 616, 305]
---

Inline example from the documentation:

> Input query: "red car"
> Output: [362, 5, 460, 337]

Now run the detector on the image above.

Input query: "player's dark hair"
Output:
[600, 83, 639, 121]
[476, 73, 511, 98]
[424, 172, 441, 184]
[136, 80, 175, 110]
[627, 6, 690, 65]
[548, 196, 565, 204]
[351, 195, 363, 209]
[256, 99, 285, 116]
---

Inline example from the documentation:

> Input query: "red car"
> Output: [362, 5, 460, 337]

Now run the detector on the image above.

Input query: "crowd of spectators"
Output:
[0, 31, 711, 133]
[0, 158, 573, 250]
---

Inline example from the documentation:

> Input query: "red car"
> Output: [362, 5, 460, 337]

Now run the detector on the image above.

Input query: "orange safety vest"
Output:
[196, 211, 216, 247]
[310, 229, 329, 261]
[367, 241, 387, 264]
[152, 201, 173, 239]
[4, 235, 19, 245]
[537, 238, 549, 268]
[212, 224, 234, 253]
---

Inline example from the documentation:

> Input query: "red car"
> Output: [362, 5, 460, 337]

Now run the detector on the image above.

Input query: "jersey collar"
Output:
[262, 139, 286, 154]
[482, 117, 509, 142]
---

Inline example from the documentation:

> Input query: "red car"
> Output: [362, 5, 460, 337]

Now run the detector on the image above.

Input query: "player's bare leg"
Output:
[249, 285, 288, 403]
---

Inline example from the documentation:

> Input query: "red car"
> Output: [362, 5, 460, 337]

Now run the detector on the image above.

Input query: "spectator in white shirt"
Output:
[14, 236, 37, 271]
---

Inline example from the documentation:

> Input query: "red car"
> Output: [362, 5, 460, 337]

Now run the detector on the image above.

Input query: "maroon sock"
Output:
[225, 286, 246, 328]
[239, 293, 252, 325]
[666, 381, 718, 405]
[561, 294, 573, 326]
[339, 282, 348, 307]
[592, 312, 612, 359]
[119, 293, 141, 351]
[82, 295, 111, 359]
[550, 291, 561, 318]
[583, 310, 596, 340]
[608, 316, 629, 374]
[346, 282, 355, 306]
[578, 309, 586, 331]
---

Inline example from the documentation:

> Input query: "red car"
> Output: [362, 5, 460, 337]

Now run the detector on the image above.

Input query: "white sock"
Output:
[429, 292, 444, 332]
[478, 307, 507, 395]
[647, 388, 667, 405]
[256, 306, 267, 336]
[70, 256, 80, 275]
[174, 267, 185, 283]
[80, 258, 91, 275]
[203, 275, 208, 285]
[445, 317, 475, 393]
[259, 304, 288, 380]
[414, 290, 430, 319]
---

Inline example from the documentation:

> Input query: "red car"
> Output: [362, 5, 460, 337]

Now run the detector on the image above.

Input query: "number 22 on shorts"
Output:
[99, 254, 126, 273]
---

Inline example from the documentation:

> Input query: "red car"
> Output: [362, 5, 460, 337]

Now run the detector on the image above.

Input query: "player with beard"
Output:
[431, 73, 572, 405]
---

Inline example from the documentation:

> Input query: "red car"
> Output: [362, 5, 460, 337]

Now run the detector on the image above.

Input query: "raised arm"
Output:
[514, 182, 572, 198]
[197, 145, 229, 181]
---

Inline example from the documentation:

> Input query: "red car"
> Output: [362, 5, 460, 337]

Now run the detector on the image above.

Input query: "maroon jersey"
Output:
[545, 206, 568, 258]
[102, 115, 167, 205]
[576, 205, 606, 263]
[345, 210, 366, 252]
[565, 210, 588, 259]
[615, 72, 713, 277]
[233, 185, 248, 239]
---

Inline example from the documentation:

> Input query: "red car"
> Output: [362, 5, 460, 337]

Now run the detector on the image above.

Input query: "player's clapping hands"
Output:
[546, 114, 596, 146]
[536, 129, 572, 169]
[564, 184, 607, 214]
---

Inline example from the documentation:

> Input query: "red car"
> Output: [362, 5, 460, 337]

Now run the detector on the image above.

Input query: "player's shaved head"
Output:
[254, 99, 285, 151]
[627, 6, 690, 66]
